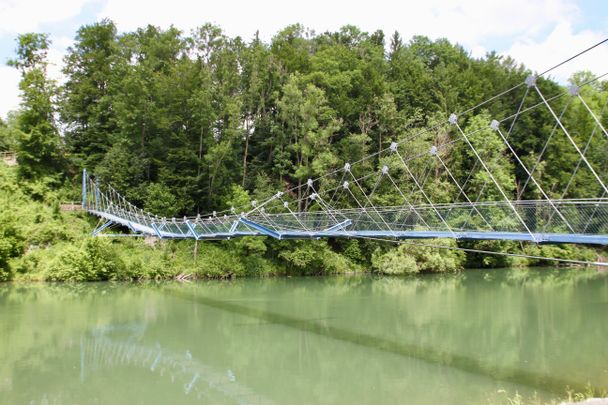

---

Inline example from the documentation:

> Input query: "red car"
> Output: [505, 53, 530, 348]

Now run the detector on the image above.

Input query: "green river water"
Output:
[1, 268, 607, 404]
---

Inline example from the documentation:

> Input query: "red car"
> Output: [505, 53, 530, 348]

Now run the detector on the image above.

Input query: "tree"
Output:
[277, 75, 340, 207]
[8, 33, 63, 179]
[61, 19, 118, 168]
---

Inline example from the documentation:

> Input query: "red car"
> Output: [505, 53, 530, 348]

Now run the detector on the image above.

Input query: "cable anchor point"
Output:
[525, 75, 537, 88]
[568, 84, 580, 96]
[448, 113, 458, 125]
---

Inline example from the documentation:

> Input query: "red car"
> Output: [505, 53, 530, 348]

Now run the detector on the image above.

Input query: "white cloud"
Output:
[0, 65, 21, 117]
[505, 23, 608, 83]
[92, 0, 604, 84]
[0, 0, 90, 35]
[0, 0, 606, 119]
[47, 36, 72, 85]
[96, 0, 578, 49]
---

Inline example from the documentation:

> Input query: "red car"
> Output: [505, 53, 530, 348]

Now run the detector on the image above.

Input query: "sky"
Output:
[0, 0, 607, 119]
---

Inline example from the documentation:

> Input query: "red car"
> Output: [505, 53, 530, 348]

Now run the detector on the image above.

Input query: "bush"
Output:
[372, 239, 465, 275]
[194, 244, 245, 278]
[277, 240, 357, 275]
[372, 248, 418, 275]
[0, 212, 25, 280]
[45, 238, 126, 281]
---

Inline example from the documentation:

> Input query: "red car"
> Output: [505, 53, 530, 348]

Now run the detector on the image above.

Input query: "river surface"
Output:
[1, 268, 607, 404]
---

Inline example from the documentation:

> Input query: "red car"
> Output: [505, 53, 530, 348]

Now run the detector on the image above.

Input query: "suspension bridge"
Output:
[82, 41, 608, 263]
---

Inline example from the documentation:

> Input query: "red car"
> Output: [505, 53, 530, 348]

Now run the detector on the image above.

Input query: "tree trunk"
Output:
[242, 118, 250, 187]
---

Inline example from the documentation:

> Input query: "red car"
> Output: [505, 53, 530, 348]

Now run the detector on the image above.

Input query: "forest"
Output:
[0, 20, 606, 281]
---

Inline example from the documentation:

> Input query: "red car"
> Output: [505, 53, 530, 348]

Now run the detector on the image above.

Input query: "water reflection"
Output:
[0, 268, 606, 404]
[80, 324, 274, 404]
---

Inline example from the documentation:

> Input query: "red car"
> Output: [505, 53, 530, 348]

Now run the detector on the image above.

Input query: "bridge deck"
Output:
[90, 210, 608, 245]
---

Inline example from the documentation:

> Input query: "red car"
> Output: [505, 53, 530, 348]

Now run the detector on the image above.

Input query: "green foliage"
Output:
[464, 240, 525, 268]
[2, 22, 607, 282]
[0, 212, 24, 280]
[144, 183, 179, 218]
[44, 239, 125, 281]
[8, 33, 64, 179]
[0, 114, 21, 151]
[372, 248, 418, 275]
[372, 239, 465, 275]
[277, 240, 356, 275]
[61, 19, 119, 167]
[194, 244, 246, 278]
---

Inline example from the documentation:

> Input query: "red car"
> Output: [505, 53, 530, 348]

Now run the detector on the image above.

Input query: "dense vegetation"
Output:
[0, 21, 606, 281]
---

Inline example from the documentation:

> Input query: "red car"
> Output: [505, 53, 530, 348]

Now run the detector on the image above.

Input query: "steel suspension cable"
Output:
[494, 124, 575, 233]
[434, 152, 495, 231]
[346, 170, 396, 234]
[356, 235, 608, 267]
[385, 172, 433, 230]
[393, 148, 456, 236]
[452, 119, 537, 240]
[534, 85, 608, 195]
[518, 98, 572, 199]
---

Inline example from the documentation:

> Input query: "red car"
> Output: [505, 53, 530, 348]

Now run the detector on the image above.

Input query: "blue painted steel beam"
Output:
[238, 217, 282, 239]
[229, 220, 239, 233]
[185, 220, 199, 240]
[324, 219, 352, 232]
[92, 219, 113, 237]
[150, 223, 164, 239]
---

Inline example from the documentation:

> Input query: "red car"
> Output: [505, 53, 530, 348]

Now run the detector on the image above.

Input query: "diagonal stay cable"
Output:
[434, 152, 494, 231]
[518, 97, 572, 199]
[277, 196, 313, 234]
[494, 124, 574, 233]
[542, 97, 608, 234]
[452, 118, 536, 240]
[560, 97, 608, 199]
[341, 179, 387, 233]
[386, 172, 432, 231]
[346, 169, 396, 235]
[575, 92, 608, 139]
[393, 147, 456, 237]
[582, 191, 608, 234]
[534, 84, 608, 195]
[468, 84, 530, 205]
[309, 183, 347, 227]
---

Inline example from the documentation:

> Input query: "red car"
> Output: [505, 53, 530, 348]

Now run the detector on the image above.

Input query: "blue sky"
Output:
[1, 0, 607, 119]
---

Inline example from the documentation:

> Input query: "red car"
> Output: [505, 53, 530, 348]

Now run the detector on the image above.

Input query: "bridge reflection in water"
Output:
[80, 324, 274, 405]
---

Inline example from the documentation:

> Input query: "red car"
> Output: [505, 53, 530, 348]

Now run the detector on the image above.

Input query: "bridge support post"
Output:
[150, 223, 164, 239]
[95, 178, 100, 211]
[92, 219, 113, 237]
[82, 169, 87, 209]
[185, 220, 199, 240]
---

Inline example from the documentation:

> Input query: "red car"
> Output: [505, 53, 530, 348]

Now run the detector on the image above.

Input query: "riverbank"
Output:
[1, 163, 604, 282]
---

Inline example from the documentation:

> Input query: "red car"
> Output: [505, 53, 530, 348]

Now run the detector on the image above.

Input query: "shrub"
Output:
[372, 239, 465, 275]
[194, 244, 245, 278]
[372, 248, 418, 275]
[0, 212, 25, 280]
[45, 238, 126, 281]
[278, 240, 357, 275]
